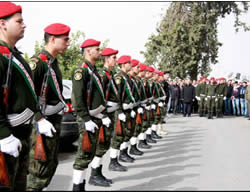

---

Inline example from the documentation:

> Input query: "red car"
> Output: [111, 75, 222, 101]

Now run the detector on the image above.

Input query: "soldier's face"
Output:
[132, 65, 139, 74]
[108, 54, 117, 69]
[0, 13, 26, 41]
[140, 71, 146, 77]
[125, 62, 132, 71]
[89, 46, 100, 60]
[54, 35, 70, 54]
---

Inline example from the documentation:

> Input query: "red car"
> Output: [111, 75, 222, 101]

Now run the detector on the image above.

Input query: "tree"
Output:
[141, 2, 249, 80]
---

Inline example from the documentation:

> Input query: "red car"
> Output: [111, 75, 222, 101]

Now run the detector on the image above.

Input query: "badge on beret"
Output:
[115, 76, 122, 85]
[29, 58, 38, 70]
[74, 72, 82, 80]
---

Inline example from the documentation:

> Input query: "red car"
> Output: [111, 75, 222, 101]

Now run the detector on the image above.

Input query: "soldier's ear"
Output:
[0, 19, 7, 29]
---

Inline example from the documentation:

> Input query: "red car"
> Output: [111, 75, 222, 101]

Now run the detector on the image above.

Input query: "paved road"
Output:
[47, 114, 250, 191]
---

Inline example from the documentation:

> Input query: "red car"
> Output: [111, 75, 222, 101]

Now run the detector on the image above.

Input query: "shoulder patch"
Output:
[114, 75, 122, 85]
[29, 58, 39, 70]
[74, 71, 82, 81]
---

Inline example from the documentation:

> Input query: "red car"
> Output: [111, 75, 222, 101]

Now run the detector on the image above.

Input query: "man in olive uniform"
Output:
[215, 78, 227, 118]
[99, 48, 128, 172]
[71, 39, 111, 190]
[205, 77, 217, 119]
[196, 77, 207, 117]
[0, 2, 51, 191]
[27, 23, 70, 191]
[127, 59, 145, 156]
[136, 64, 152, 149]
[114, 55, 137, 163]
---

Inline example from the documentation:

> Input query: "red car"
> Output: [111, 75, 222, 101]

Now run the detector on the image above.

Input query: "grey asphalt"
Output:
[47, 114, 250, 191]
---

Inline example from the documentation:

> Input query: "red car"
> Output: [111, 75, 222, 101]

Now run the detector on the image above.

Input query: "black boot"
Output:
[129, 144, 144, 155]
[151, 130, 162, 139]
[146, 134, 157, 143]
[88, 168, 110, 187]
[73, 180, 85, 191]
[99, 165, 112, 184]
[109, 157, 128, 171]
[208, 113, 212, 119]
[199, 112, 202, 117]
[119, 148, 134, 163]
[138, 140, 151, 149]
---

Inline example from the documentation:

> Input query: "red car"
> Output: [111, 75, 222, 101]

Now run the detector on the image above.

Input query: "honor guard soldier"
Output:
[27, 23, 71, 191]
[128, 59, 144, 156]
[136, 64, 152, 149]
[215, 78, 227, 118]
[196, 77, 207, 117]
[99, 48, 128, 172]
[115, 55, 136, 163]
[71, 39, 111, 190]
[205, 77, 217, 119]
[0, 2, 47, 191]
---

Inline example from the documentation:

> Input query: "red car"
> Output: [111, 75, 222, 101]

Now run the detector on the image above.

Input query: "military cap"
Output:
[210, 77, 215, 81]
[0, 2, 22, 18]
[154, 69, 161, 74]
[159, 71, 164, 76]
[146, 66, 155, 72]
[131, 59, 140, 67]
[139, 63, 147, 71]
[101, 48, 118, 56]
[117, 55, 131, 64]
[44, 23, 70, 36]
[81, 39, 101, 48]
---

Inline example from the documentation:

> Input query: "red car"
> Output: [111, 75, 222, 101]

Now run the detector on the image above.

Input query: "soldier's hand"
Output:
[118, 113, 126, 122]
[0, 134, 22, 157]
[84, 120, 98, 133]
[215, 98, 218, 102]
[130, 110, 136, 118]
[159, 102, 164, 107]
[37, 118, 56, 137]
[151, 104, 156, 110]
[102, 117, 111, 128]
[205, 98, 207, 101]
[137, 107, 144, 114]
[223, 96, 226, 100]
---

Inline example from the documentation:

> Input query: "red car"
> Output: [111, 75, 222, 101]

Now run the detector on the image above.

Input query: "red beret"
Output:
[210, 77, 215, 81]
[81, 39, 101, 48]
[146, 66, 155, 72]
[117, 55, 131, 64]
[154, 69, 161, 74]
[131, 59, 140, 67]
[139, 64, 147, 71]
[0, 2, 22, 18]
[159, 71, 164, 76]
[44, 23, 70, 36]
[101, 48, 118, 56]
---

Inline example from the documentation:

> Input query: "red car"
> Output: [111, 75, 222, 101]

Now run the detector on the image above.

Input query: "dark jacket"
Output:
[162, 80, 170, 103]
[226, 85, 233, 98]
[170, 85, 180, 99]
[182, 84, 195, 103]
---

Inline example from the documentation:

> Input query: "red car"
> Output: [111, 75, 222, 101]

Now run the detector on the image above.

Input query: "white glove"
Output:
[196, 96, 200, 101]
[159, 102, 163, 107]
[151, 104, 156, 110]
[223, 96, 226, 100]
[145, 106, 151, 110]
[102, 117, 111, 128]
[215, 98, 218, 102]
[130, 110, 136, 118]
[118, 113, 126, 122]
[205, 98, 207, 101]
[37, 118, 56, 137]
[0, 134, 22, 157]
[137, 107, 143, 114]
[84, 120, 98, 133]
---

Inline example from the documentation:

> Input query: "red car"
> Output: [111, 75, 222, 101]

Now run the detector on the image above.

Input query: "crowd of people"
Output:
[164, 76, 250, 119]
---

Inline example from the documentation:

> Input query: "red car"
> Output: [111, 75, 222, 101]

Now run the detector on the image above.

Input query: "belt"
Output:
[200, 94, 206, 97]
[218, 94, 224, 97]
[141, 103, 147, 107]
[7, 108, 34, 127]
[44, 102, 65, 116]
[141, 99, 148, 104]
[122, 102, 133, 110]
[207, 96, 216, 98]
[160, 96, 166, 101]
[93, 113, 104, 119]
[153, 98, 160, 103]
[148, 96, 153, 101]
[107, 101, 119, 113]
[89, 105, 105, 117]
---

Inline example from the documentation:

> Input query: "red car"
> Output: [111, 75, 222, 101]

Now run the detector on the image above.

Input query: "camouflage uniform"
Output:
[196, 83, 207, 116]
[205, 83, 217, 119]
[215, 83, 227, 117]
[27, 50, 64, 191]
[0, 41, 43, 191]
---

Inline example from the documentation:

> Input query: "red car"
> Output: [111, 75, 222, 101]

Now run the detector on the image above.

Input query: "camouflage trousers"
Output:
[131, 107, 143, 137]
[142, 109, 150, 132]
[160, 105, 166, 124]
[122, 110, 134, 142]
[110, 111, 125, 150]
[3, 124, 32, 191]
[73, 115, 109, 171]
[206, 97, 215, 113]
[216, 96, 224, 114]
[27, 114, 62, 191]
[198, 96, 206, 113]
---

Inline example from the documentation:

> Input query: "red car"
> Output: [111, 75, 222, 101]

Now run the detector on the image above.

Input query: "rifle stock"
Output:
[0, 152, 10, 189]
[136, 112, 142, 124]
[115, 119, 122, 135]
[34, 125, 47, 162]
[3, 88, 9, 111]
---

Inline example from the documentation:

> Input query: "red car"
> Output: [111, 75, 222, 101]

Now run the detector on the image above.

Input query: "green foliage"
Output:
[141, 2, 249, 80]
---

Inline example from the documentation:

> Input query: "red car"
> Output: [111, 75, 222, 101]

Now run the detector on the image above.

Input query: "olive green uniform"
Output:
[159, 82, 167, 124]
[215, 83, 227, 116]
[27, 50, 64, 191]
[144, 79, 153, 130]
[196, 83, 207, 115]
[72, 61, 107, 171]
[0, 41, 43, 191]
[151, 81, 161, 124]
[205, 84, 217, 115]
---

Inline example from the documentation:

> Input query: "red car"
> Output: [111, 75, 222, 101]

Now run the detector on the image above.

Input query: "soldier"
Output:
[114, 55, 137, 163]
[99, 48, 128, 172]
[196, 77, 207, 117]
[136, 64, 153, 149]
[71, 39, 111, 190]
[215, 78, 227, 118]
[205, 77, 217, 119]
[0, 2, 50, 191]
[27, 23, 70, 191]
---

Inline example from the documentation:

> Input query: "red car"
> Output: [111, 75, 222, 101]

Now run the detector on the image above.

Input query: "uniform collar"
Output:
[0, 40, 22, 55]
[84, 60, 97, 71]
